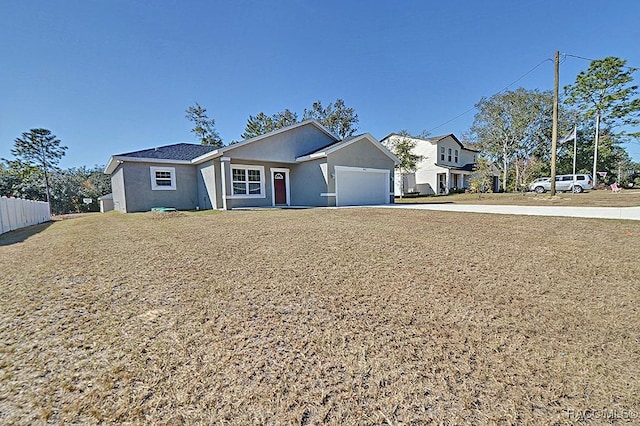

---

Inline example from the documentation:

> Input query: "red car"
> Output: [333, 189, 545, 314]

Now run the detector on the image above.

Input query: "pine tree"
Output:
[11, 128, 67, 208]
[185, 102, 223, 147]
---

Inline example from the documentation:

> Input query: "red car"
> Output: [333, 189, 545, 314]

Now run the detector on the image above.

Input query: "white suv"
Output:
[529, 174, 593, 193]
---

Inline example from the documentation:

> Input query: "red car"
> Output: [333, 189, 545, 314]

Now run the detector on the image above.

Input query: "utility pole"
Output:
[550, 51, 559, 196]
[592, 111, 601, 187]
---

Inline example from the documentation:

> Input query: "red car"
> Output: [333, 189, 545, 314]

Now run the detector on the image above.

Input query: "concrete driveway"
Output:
[375, 203, 640, 221]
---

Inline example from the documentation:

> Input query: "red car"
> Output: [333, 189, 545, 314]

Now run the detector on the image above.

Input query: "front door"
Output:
[273, 171, 287, 205]
[438, 173, 447, 194]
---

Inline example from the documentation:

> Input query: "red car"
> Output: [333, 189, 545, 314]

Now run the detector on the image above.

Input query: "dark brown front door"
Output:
[273, 172, 287, 205]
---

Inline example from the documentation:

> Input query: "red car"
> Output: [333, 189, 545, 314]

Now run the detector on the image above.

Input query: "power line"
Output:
[563, 53, 596, 62]
[496, 58, 554, 94]
[428, 57, 553, 133]
[426, 106, 477, 134]
[427, 53, 639, 134]
[562, 53, 638, 71]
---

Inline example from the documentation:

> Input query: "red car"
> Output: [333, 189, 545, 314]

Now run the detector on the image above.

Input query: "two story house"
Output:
[381, 133, 491, 196]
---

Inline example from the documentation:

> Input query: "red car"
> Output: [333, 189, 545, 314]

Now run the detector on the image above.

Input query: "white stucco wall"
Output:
[383, 134, 479, 196]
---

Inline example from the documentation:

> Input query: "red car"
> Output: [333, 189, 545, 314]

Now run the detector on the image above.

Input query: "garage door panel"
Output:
[336, 167, 389, 206]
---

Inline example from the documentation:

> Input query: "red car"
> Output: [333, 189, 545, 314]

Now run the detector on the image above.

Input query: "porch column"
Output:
[446, 169, 451, 194]
[220, 157, 232, 210]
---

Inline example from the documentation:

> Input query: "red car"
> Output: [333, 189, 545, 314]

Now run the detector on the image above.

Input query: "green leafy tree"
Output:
[271, 109, 298, 130]
[622, 160, 640, 188]
[241, 100, 358, 140]
[564, 56, 640, 185]
[387, 131, 424, 197]
[10, 128, 67, 207]
[470, 88, 554, 191]
[242, 112, 273, 139]
[49, 168, 84, 213]
[185, 102, 223, 147]
[240, 100, 358, 140]
[241, 109, 299, 139]
[612, 150, 634, 186]
[0, 161, 21, 197]
[1, 157, 111, 214]
[49, 166, 112, 214]
[86, 166, 112, 198]
[0, 159, 46, 200]
[515, 156, 546, 193]
[303, 98, 359, 138]
[468, 157, 495, 197]
[555, 126, 629, 181]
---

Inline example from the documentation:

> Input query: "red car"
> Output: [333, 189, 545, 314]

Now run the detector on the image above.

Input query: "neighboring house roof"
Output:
[380, 133, 480, 153]
[437, 163, 476, 172]
[295, 133, 400, 164]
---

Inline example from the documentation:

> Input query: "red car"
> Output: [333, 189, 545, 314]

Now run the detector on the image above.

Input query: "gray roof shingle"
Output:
[117, 143, 218, 161]
[439, 163, 476, 172]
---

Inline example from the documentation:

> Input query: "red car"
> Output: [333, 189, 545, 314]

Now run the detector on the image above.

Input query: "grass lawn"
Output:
[396, 189, 640, 207]
[1, 209, 639, 424]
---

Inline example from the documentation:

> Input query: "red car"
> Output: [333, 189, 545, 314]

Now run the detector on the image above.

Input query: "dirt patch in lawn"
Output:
[1, 209, 639, 424]
[397, 190, 640, 207]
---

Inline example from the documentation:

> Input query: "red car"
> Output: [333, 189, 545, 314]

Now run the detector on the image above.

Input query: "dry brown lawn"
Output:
[1, 209, 639, 424]
[397, 189, 640, 207]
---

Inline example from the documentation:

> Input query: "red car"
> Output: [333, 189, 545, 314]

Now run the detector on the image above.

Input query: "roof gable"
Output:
[296, 134, 400, 164]
[192, 119, 339, 164]
[296, 134, 361, 158]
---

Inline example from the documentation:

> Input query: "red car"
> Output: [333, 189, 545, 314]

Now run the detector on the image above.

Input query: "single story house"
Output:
[104, 120, 399, 212]
[381, 133, 499, 195]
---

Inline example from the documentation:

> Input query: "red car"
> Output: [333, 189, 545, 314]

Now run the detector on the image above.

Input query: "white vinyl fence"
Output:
[0, 196, 51, 235]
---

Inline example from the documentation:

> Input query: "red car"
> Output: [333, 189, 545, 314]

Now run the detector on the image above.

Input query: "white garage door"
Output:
[335, 166, 390, 206]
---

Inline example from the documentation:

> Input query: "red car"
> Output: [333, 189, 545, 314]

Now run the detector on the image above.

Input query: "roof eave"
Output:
[191, 149, 222, 164]
[104, 156, 192, 174]
[295, 152, 328, 162]
[104, 156, 118, 174]
[436, 163, 476, 171]
[379, 133, 398, 143]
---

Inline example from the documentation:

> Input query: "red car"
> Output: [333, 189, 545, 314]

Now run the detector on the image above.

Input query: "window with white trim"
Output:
[150, 166, 176, 190]
[448, 148, 452, 162]
[231, 165, 265, 197]
[454, 149, 459, 163]
[440, 146, 445, 161]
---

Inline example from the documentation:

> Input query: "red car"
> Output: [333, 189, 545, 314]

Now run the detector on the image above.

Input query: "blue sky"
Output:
[2, 0, 639, 168]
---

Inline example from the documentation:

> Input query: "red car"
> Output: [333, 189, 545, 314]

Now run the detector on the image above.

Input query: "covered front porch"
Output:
[436, 164, 475, 194]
